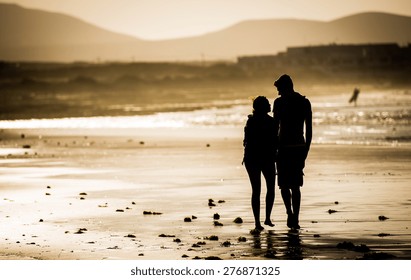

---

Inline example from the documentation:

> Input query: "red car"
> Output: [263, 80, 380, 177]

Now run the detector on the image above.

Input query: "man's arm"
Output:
[305, 99, 312, 158]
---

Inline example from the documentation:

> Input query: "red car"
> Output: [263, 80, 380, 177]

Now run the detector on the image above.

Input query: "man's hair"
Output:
[274, 74, 294, 90]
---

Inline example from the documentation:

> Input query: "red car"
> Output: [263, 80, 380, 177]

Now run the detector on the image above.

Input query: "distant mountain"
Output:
[1, 3, 411, 62]
[0, 3, 146, 61]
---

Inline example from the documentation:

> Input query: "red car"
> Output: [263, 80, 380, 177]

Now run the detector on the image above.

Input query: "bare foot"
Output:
[255, 225, 264, 231]
[264, 220, 275, 227]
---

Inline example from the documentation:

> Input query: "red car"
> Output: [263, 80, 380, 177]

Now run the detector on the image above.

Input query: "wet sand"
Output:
[0, 127, 410, 260]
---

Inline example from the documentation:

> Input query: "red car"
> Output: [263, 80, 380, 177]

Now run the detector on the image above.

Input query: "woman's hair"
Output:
[253, 96, 271, 113]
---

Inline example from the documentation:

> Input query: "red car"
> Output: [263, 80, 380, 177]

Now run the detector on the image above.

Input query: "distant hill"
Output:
[1, 3, 411, 62]
[0, 3, 146, 61]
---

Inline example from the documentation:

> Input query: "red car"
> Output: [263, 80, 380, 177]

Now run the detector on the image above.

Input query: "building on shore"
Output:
[237, 43, 411, 81]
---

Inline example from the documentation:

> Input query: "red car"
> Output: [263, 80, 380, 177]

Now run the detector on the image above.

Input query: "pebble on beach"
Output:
[238, 236, 247, 242]
[143, 211, 163, 215]
[233, 217, 243, 224]
[159, 234, 176, 238]
[207, 235, 219, 241]
[74, 228, 87, 234]
[208, 199, 216, 207]
[222, 241, 231, 247]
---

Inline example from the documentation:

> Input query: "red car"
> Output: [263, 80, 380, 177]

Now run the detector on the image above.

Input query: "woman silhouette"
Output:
[243, 96, 277, 231]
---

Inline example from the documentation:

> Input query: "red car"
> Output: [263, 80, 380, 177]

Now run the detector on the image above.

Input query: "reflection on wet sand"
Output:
[250, 230, 303, 259]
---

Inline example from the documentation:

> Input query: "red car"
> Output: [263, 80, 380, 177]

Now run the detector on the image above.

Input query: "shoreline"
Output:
[1, 127, 410, 260]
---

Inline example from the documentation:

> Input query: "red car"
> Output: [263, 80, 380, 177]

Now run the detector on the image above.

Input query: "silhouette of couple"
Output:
[243, 74, 312, 231]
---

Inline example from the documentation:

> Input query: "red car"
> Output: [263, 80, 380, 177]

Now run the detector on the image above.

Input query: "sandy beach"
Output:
[0, 126, 410, 260]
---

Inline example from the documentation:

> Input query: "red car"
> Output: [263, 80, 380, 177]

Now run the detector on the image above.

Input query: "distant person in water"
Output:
[243, 96, 277, 231]
[273, 74, 312, 230]
[349, 87, 360, 106]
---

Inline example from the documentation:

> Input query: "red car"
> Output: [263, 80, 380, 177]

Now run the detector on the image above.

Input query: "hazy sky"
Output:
[4, 0, 411, 40]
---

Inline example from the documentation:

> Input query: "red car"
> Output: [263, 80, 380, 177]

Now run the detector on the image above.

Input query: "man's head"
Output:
[274, 74, 294, 95]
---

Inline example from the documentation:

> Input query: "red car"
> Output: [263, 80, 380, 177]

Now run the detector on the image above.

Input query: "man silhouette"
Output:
[273, 75, 312, 230]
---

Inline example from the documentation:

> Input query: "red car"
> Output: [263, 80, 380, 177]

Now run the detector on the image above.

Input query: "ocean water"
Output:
[0, 90, 410, 146]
